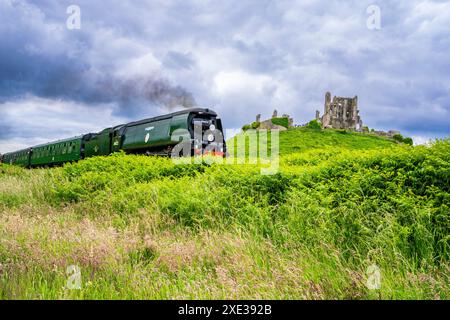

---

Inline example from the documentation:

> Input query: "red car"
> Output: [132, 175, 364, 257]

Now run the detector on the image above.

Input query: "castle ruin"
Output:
[316, 92, 363, 131]
[251, 110, 293, 131]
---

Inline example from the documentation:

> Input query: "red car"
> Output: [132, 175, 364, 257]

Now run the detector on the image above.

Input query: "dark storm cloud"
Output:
[0, 45, 196, 113]
[1, 0, 450, 152]
[0, 0, 197, 115]
[0, 59, 196, 111]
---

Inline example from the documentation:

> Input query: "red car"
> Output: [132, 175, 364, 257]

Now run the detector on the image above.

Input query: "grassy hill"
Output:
[0, 128, 448, 299]
[278, 127, 396, 154]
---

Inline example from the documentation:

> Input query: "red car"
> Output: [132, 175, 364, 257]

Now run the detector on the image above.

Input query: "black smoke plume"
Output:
[0, 51, 197, 112]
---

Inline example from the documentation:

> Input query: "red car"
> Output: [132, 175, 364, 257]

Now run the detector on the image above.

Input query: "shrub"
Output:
[393, 133, 413, 145]
[271, 117, 289, 128]
[403, 137, 413, 145]
[307, 119, 322, 130]
[242, 124, 251, 131]
[393, 134, 404, 142]
[251, 121, 260, 129]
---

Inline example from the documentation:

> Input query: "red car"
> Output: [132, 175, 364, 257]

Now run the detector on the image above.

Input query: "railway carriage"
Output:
[30, 136, 84, 167]
[1, 148, 31, 166]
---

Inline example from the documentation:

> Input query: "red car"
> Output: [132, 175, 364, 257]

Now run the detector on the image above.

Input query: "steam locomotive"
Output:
[0, 108, 225, 167]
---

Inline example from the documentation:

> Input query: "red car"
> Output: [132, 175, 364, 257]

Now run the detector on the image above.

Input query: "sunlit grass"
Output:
[0, 131, 448, 299]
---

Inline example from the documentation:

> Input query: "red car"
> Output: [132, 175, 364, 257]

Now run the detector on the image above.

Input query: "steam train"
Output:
[0, 108, 226, 167]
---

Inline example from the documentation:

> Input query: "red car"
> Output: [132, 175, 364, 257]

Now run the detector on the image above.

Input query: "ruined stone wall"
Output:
[252, 110, 292, 131]
[318, 92, 363, 130]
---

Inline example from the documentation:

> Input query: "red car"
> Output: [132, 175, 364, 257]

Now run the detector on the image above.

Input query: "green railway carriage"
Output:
[83, 125, 125, 158]
[30, 136, 84, 167]
[2, 148, 31, 166]
[0, 108, 226, 167]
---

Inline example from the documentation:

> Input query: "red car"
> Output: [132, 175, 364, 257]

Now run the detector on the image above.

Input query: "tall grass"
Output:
[0, 132, 448, 299]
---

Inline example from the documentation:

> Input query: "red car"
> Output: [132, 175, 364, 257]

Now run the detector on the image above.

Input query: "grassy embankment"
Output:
[0, 127, 448, 299]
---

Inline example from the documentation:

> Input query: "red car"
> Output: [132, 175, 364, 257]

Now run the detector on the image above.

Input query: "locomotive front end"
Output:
[191, 110, 226, 157]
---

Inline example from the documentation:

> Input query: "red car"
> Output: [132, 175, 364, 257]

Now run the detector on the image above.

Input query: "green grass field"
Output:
[0, 128, 448, 299]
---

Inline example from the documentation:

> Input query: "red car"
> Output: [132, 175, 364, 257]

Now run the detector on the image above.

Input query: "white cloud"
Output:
[214, 71, 274, 96]
[0, 96, 127, 153]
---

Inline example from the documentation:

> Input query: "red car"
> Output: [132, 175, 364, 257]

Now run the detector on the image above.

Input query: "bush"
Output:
[393, 134, 404, 143]
[271, 117, 289, 128]
[393, 133, 413, 145]
[242, 124, 251, 131]
[307, 119, 322, 130]
[251, 121, 260, 129]
[403, 137, 413, 145]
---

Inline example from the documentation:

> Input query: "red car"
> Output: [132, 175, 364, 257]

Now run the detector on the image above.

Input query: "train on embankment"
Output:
[0, 108, 225, 167]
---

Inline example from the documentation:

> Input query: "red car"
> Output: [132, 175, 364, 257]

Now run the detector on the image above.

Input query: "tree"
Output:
[393, 133, 413, 145]
[403, 137, 413, 146]
[393, 134, 404, 143]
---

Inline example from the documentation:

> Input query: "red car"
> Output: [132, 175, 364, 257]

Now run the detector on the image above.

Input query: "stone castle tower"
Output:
[316, 92, 363, 130]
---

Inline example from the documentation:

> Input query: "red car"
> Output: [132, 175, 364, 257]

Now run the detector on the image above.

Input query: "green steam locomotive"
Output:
[0, 108, 225, 167]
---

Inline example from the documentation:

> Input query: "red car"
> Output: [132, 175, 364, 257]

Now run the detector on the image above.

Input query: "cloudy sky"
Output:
[0, 0, 449, 153]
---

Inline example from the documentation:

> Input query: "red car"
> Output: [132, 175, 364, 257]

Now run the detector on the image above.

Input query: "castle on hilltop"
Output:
[247, 92, 402, 139]
[314, 92, 402, 138]
[316, 92, 363, 131]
